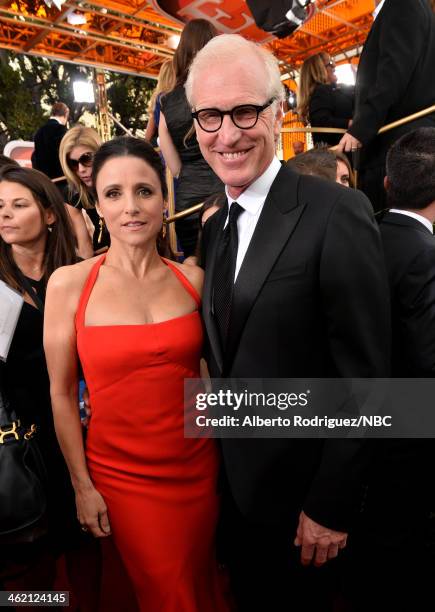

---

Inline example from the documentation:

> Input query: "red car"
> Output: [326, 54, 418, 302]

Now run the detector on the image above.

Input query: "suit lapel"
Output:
[202, 205, 227, 373]
[224, 165, 306, 372]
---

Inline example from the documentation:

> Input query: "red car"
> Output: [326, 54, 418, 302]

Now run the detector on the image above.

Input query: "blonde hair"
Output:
[59, 125, 101, 209]
[147, 60, 176, 114]
[185, 34, 285, 111]
[297, 53, 329, 124]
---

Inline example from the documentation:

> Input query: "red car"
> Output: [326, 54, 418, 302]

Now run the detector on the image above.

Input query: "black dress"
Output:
[160, 85, 224, 257]
[0, 277, 80, 560]
[70, 192, 111, 252]
[309, 83, 354, 146]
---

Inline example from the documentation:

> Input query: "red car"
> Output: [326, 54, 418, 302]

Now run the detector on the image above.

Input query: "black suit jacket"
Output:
[349, 0, 435, 170]
[379, 212, 435, 376]
[202, 164, 391, 531]
[32, 118, 67, 179]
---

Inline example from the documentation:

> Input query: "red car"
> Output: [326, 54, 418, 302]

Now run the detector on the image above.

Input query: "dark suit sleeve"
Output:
[53, 125, 67, 155]
[397, 246, 435, 374]
[348, 1, 428, 145]
[309, 84, 350, 129]
[320, 189, 390, 377]
[303, 189, 391, 530]
[200, 215, 213, 270]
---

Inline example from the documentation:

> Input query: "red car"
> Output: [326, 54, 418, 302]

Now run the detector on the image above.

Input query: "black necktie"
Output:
[213, 202, 243, 349]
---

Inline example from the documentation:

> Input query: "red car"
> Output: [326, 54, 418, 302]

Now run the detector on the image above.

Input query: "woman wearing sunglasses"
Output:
[297, 52, 354, 147]
[60, 126, 110, 252]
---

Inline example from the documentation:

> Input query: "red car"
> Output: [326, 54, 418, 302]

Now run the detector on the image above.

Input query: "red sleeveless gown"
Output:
[76, 255, 228, 612]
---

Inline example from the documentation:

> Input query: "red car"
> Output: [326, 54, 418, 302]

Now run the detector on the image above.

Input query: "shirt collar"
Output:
[389, 208, 434, 234]
[49, 116, 63, 124]
[373, 0, 385, 20]
[225, 157, 282, 215]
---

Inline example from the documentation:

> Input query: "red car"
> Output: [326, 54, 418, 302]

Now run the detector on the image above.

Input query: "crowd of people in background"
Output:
[1, 2, 435, 611]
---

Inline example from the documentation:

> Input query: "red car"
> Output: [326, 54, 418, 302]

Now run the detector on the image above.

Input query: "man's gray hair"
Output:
[185, 34, 285, 110]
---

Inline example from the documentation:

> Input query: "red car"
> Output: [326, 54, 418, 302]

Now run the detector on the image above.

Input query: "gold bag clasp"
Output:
[0, 420, 21, 444]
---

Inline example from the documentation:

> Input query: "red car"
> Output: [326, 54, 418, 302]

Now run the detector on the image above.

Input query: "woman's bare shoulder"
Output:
[48, 256, 100, 294]
[166, 259, 204, 294]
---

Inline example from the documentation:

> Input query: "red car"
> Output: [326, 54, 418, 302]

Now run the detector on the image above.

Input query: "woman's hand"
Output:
[76, 485, 111, 538]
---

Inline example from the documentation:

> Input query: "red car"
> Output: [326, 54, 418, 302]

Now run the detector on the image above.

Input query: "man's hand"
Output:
[336, 132, 362, 153]
[294, 511, 347, 567]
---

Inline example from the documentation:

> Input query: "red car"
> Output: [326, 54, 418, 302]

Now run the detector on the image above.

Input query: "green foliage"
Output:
[0, 50, 155, 147]
[107, 74, 155, 136]
[0, 56, 45, 144]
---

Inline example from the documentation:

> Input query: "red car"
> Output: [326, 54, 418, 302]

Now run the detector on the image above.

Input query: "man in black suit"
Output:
[380, 128, 435, 376]
[32, 102, 69, 179]
[185, 34, 391, 611]
[338, 0, 435, 211]
[344, 127, 435, 612]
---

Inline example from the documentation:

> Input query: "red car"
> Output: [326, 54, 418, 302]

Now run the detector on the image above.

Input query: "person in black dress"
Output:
[297, 52, 354, 147]
[159, 19, 224, 257]
[0, 165, 100, 609]
[60, 125, 110, 252]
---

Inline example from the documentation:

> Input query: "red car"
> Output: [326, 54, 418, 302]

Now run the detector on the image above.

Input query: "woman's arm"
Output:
[158, 112, 182, 178]
[144, 112, 157, 142]
[43, 266, 110, 538]
[65, 204, 94, 260]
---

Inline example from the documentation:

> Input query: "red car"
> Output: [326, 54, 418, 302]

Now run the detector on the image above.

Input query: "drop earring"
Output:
[98, 217, 104, 244]
[161, 213, 167, 239]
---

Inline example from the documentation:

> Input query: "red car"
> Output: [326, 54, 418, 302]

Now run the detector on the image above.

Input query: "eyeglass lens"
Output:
[68, 152, 94, 170]
[197, 105, 262, 132]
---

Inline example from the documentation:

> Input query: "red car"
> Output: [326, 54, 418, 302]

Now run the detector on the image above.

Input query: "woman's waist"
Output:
[86, 424, 219, 480]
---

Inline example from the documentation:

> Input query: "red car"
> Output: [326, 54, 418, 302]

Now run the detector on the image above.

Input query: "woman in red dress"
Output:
[44, 137, 229, 612]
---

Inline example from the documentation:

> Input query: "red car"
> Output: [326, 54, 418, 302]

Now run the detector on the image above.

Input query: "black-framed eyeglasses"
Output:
[192, 99, 275, 133]
[67, 152, 94, 171]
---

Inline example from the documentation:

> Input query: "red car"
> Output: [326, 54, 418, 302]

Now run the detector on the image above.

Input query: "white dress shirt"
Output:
[225, 157, 282, 281]
[389, 208, 434, 234]
[373, 0, 385, 20]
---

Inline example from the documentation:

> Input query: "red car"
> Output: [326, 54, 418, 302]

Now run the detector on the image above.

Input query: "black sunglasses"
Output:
[192, 99, 275, 133]
[67, 152, 94, 171]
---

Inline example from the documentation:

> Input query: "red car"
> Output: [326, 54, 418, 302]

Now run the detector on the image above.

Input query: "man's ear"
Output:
[273, 102, 284, 141]
[384, 175, 389, 191]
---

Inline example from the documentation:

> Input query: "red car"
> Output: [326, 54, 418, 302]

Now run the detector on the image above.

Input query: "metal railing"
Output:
[49, 104, 435, 255]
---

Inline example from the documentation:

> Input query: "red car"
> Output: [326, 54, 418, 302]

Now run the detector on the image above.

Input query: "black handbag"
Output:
[0, 386, 48, 544]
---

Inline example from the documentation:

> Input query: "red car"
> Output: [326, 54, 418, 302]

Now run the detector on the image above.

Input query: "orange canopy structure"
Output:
[0, 0, 375, 78]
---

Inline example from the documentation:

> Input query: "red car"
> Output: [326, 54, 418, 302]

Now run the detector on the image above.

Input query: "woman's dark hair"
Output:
[0, 166, 77, 292]
[0, 155, 19, 169]
[199, 191, 226, 226]
[92, 136, 173, 258]
[287, 146, 337, 182]
[334, 150, 355, 188]
[92, 136, 167, 200]
[173, 19, 218, 87]
[195, 191, 226, 264]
